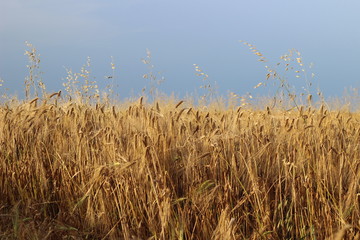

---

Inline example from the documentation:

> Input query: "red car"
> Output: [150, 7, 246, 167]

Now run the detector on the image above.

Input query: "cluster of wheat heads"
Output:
[0, 96, 359, 239]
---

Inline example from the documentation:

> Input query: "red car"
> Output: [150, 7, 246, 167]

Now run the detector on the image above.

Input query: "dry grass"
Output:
[0, 97, 359, 239]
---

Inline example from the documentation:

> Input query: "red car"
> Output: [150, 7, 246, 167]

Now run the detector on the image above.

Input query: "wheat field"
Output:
[0, 95, 359, 239]
[0, 43, 359, 239]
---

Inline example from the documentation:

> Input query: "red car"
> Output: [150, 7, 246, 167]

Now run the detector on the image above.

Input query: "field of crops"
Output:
[0, 95, 359, 239]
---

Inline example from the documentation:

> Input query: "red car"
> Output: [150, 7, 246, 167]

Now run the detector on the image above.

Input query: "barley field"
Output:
[0, 95, 359, 239]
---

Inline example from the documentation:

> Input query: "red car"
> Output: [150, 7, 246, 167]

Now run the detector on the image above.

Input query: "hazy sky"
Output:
[1, 0, 360, 99]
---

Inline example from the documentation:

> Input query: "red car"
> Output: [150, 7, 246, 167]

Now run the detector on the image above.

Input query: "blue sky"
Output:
[1, 0, 360, 100]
